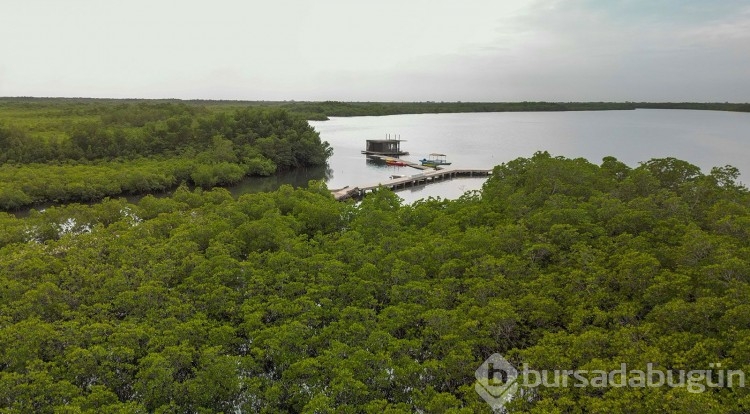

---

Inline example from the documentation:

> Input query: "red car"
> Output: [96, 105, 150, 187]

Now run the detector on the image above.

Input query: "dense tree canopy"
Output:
[0, 152, 748, 412]
[0, 101, 332, 210]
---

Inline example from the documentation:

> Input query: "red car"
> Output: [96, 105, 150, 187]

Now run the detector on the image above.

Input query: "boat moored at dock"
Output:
[420, 153, 452, 166]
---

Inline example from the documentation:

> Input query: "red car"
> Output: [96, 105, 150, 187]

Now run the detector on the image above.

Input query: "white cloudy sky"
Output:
[1, 0, 749, 101]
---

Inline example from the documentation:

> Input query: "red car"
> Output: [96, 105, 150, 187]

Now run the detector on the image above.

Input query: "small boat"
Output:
[420, 153, 452, 166]
[386, 159, 407, 166]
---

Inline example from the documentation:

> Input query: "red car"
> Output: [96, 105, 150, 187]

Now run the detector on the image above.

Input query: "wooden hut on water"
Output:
[361, 134, 409, 156]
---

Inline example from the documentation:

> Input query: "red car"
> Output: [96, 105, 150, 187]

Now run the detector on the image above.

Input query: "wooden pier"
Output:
[330, 167, 492, 201]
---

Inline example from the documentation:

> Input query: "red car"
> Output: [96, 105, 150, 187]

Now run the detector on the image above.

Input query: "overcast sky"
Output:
[1, 0, 749, 101]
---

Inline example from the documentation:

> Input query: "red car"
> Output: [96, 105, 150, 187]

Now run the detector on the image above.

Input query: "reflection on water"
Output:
[13, 166, 333, 218]
[358, 157, 488, 203]
[15, 109, 750, 215]
[395, 176, 487, 204]
[225, 165, 332, 197]
[311, 109, 750, 202]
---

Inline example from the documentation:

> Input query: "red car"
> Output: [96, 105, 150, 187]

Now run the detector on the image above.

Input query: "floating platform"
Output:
[362, 135, 408, 156]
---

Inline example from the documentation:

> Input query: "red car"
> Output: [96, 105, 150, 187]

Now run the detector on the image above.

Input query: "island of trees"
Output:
[0, 150, 748, 412]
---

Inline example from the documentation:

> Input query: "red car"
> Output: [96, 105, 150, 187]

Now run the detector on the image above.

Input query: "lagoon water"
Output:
[305, 109, 750, 203]
[14, 109, 750, 216]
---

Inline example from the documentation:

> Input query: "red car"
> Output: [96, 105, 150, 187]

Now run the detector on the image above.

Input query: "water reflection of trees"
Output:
[227, 165, 331, 196]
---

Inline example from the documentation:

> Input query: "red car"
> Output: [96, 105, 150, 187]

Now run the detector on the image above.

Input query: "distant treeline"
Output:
[274, 101, 750, 120]
[0, 100, 332, 210]
[280, 101, 637, 119]
[634, 102, 750, 112]
[4, 97, 749, 122]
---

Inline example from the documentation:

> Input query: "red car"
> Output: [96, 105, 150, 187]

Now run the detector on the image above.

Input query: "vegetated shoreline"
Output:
[8, 164, 330, 218]
[2, 97, 749, 120]
[285, 101, 750, 121]
[1, 98, 748, 211]
[0, 102, 332, 211]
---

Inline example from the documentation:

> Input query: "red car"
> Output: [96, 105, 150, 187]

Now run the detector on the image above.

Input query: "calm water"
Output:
[307, 109, 750, 203]
[14, 109, 750, 216]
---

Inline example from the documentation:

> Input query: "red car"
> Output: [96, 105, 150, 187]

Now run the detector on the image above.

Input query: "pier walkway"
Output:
[330, 167, 492, 201]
